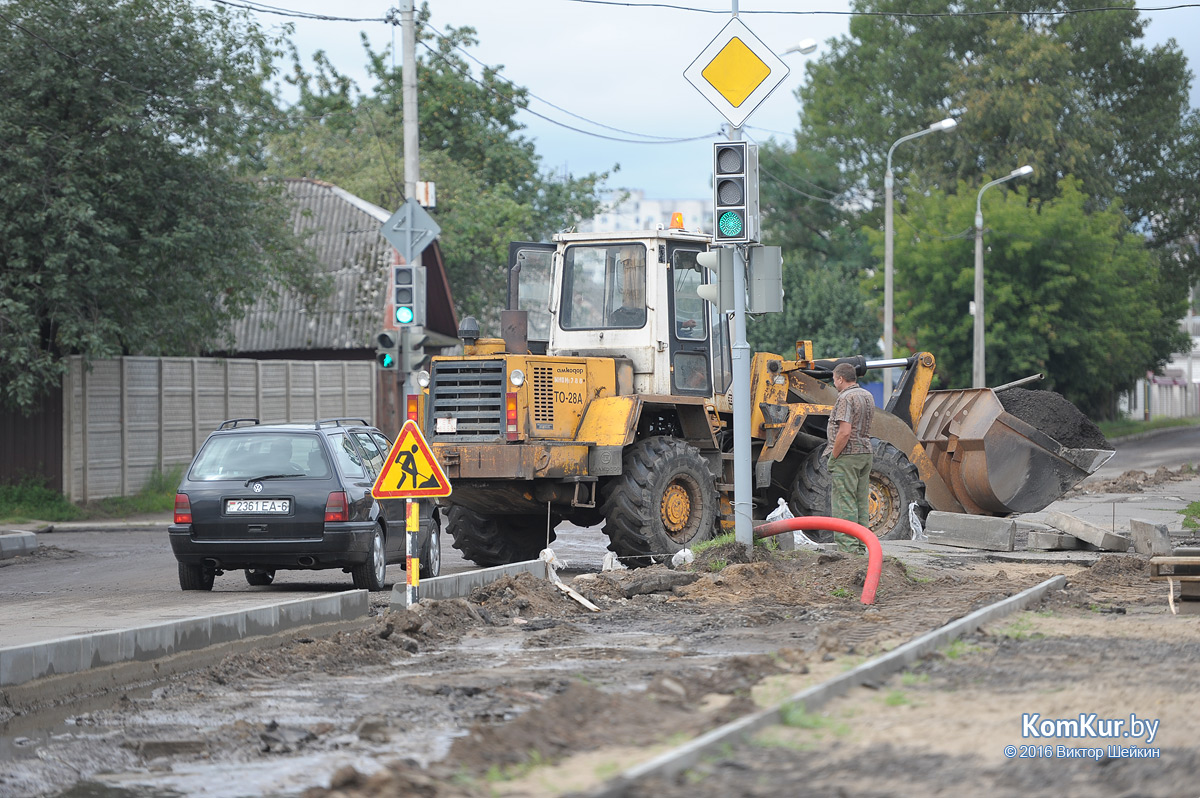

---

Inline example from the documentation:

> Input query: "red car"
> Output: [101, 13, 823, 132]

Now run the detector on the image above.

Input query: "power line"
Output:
[421, 21, 691, 143]
[207, 0, 385, 22]
[416, 37, 722, 145]
[557, 0, 1200, 19]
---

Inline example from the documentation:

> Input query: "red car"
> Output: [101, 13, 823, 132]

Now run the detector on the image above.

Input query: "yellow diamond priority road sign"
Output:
[684, 17, 789, 128]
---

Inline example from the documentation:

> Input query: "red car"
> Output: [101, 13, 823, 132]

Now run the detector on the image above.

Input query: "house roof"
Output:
[229, 178, 457, 354]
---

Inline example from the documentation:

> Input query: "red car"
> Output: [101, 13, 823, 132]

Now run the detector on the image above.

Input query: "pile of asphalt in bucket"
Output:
[998, 388, 1110, 450]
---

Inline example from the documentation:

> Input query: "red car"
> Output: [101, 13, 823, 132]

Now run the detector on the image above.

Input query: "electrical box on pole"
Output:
[746, 245, 783, 313]
[712, 141, 759, 244]
[696, 247, 737, 312]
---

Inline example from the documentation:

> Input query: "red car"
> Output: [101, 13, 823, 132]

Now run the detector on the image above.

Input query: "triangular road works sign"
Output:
[372, 419, 452, 500]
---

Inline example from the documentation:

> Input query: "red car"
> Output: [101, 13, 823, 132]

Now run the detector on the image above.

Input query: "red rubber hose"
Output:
[752, 516, 882, 605]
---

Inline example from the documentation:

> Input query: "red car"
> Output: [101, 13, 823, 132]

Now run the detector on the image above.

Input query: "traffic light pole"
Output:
[728, 125, 753, 553]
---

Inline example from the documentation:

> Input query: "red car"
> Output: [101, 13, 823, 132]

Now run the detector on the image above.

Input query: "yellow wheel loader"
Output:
[420, 227, 1113, 566]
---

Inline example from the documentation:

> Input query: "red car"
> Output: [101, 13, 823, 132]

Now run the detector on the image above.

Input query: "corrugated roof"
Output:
[230, 179, 392, 353]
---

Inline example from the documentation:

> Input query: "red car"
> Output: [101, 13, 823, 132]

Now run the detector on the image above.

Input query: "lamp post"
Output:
[973, 165, 1033, 388]
[784, 38, 818, 56]
[883, 118, 958, 404]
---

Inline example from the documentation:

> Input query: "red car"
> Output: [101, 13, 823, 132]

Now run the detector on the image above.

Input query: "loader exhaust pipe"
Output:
[753, 517, 883, 605]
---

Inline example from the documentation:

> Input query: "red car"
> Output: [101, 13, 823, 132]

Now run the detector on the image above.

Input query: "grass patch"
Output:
[485, 749, 549, 782]
[998, 615, 1044, 640]
[830, 587, 851, 598]
[779, 702, 851, 736]
[1097, 416, 1200, 440]
[0, 478, 83, 523]
[1180, 500, 1200, 530]
[945, 639, 982, 660]
[0, 465, 183, 524]
[882, 690, 910, 707]
[708, 558, 729, 573]
[692, 532, 734, 555]
[899, 671, 930, 687]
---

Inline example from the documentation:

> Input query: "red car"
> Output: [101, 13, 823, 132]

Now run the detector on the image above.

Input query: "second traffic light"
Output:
[375, 330, 399, 369]
[712, 141, 759, 244]
[695, 247, 737, 312]
[393, 264, 426, 326]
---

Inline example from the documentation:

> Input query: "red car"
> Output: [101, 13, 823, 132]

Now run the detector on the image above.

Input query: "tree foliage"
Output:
[263, 12, 607, 325]
[0, 0, 319, 412]
[750, 140, 879, 359]
[767, 0, 1199, 412]
[865, 179, 1188, 416]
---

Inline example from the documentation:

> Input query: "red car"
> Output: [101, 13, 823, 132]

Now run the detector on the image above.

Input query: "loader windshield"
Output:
[559, 243, 647, 330]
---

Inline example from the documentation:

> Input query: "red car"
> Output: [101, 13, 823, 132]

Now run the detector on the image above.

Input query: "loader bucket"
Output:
[914, 388, 1114, 516]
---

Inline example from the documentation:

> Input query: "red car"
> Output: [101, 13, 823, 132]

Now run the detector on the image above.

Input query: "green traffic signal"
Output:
[395, 306, 415, 325]
[718, 210, 744, 237]
[377, 352, 396, 368]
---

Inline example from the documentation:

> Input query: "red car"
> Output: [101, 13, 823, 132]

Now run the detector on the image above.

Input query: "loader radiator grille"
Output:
[429, 360, 505, 441]
[532, 366, 554, 425]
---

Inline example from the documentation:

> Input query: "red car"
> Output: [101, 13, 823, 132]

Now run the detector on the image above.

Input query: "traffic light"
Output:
[712, 141, 759, 244]
[696, 247, 736, 312]
[400, 332, 428, 373]
[375, 330, 398, 369]
[393, 264, 426, 327]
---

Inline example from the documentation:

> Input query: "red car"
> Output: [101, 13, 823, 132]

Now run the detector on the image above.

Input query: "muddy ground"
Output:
[2, 540, 1190, 798]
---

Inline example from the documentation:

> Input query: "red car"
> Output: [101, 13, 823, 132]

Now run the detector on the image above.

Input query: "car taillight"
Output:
[506, 392, 519, 441]
[174, 493, 192, 525]
[324, 491, 349, 523]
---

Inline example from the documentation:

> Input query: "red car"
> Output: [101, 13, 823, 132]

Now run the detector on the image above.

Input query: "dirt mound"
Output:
[1076, 553, 1150, 586]
[301, 761, 488, 798]
[1072, 464, 1195, 495]
[998, 388, 1109, 449]
[468, 571, 574, 619]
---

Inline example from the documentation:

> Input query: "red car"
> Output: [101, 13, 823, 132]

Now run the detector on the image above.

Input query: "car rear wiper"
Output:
[243, 474, 304, 487]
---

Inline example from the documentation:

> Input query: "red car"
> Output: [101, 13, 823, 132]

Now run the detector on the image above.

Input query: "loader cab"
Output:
[507, 230, 731, 397]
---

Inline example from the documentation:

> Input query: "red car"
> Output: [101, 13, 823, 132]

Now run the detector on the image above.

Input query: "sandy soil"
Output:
[3, 541, 1182, 798]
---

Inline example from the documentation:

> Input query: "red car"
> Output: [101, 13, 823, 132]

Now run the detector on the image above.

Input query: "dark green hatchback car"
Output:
[168, 418, 440, 591]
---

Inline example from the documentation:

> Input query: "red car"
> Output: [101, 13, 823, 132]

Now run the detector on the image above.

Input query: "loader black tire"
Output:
[600, 436, 719, 566]
[446, 504, 557, 567]
[788, 439, 928, 541]
[868, 440, 928, 541]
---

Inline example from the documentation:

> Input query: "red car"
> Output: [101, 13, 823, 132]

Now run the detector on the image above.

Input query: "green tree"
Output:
[797, 0, 1199, 266]
[866, 179, 1188, 417]
[751, 140, 880, 359]
[0, 0, 318, 412]
[264, 15, 607, 325]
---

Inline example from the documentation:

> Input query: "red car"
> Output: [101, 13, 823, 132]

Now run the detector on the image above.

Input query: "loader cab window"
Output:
[560, 243, 647, 330]
[514, 248, 554, 341]
[671, 251, 708, 340]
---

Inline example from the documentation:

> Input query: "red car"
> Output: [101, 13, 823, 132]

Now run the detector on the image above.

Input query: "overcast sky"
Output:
[220, 0, 1200, 202]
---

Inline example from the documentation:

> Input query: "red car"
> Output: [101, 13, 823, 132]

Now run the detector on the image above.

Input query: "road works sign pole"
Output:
[684, 7, 788, 552]
[372, 419, 452, 606]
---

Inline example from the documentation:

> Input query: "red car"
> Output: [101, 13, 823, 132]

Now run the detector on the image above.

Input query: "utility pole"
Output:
[401, 0, 418, 200]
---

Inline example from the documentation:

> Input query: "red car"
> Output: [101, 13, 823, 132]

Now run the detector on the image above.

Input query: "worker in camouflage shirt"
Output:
[825, 362, 874, 554]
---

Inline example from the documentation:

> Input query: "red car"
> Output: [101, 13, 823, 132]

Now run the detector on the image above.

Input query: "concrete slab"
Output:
[1130, 518, 1174, 556]
[0, 531, 37, 559]
[394, 560, 549, 608]
[0, 590, 369, 688]
[924, 511, 1016, 551]
[1027, 530, 1081, 551]
[1044, 511, 1131, 552]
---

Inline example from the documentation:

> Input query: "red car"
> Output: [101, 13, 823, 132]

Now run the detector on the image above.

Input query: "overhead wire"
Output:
[557, 0, 1200, 19]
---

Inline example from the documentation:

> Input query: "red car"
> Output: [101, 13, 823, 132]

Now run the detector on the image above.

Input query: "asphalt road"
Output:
[3, 427, 1193, 652]
[1088, 425, 1200, 480]
[0, 520, 610, 650]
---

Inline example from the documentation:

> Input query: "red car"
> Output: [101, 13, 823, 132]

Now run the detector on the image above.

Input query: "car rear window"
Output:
[189, 432, 332, 481]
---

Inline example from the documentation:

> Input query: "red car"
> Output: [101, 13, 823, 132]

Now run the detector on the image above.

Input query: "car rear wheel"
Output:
[245, 569, 275, 586]
[179, 562, 214, 591]
[419, 511, 441, 579]
[352, 523, 387, 591]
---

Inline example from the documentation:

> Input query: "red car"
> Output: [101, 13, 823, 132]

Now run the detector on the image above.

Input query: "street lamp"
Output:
[973, 164, 1034, 388]
[883, 117, 958, 404]
[784, 38, 818, 56]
